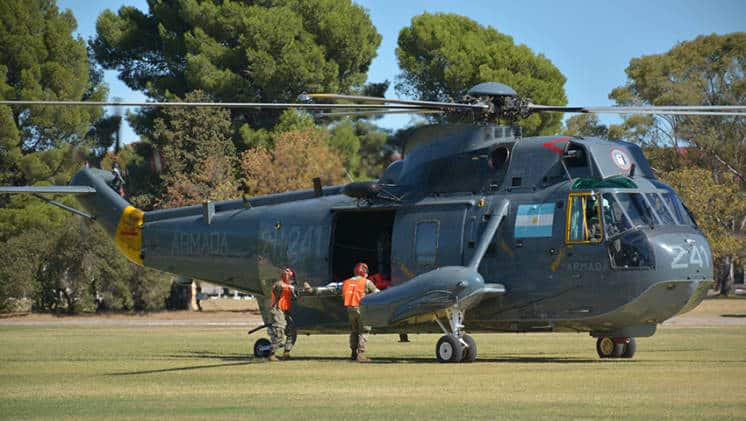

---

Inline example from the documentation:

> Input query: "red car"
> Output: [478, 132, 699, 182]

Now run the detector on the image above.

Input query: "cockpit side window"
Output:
[645, 193, 676, 225]
[601, 193, 632, 237]
[615, 193, 658, 227]
[566, 192, 603, 243]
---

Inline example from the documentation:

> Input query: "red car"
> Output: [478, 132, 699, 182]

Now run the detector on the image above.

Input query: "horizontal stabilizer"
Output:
[0, 186, 96, 194]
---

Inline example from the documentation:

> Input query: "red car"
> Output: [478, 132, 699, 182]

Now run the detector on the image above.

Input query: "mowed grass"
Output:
[1, 324, 745, 420]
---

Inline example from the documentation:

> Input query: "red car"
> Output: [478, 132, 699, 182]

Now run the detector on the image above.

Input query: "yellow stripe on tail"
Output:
[114, 205, 144, 265]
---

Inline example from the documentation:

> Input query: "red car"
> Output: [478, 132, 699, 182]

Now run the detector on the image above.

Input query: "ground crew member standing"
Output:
[342, 263, 379, 361]
[303, 262, 379, 361]
[268, 268, 298, 361]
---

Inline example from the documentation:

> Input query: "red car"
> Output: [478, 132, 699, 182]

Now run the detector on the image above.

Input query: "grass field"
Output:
[1, 303, 745, 420]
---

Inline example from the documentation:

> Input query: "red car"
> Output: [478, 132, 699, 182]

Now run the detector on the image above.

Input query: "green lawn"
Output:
[1, 324, 745, 420]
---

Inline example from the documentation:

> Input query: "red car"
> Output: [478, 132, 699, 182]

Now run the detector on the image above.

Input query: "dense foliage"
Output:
[91, 0, 382, 147]
[395, 13, 567, 135]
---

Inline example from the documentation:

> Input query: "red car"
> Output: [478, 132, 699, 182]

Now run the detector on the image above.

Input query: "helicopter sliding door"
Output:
[390, 204, 468, 285]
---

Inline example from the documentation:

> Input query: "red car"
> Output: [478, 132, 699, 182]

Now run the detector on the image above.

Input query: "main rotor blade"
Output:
[306, 93, 489, 111]
[317, 109, 444, 117]
[0, 100, 427, 110]
[530, 104, 746, 116]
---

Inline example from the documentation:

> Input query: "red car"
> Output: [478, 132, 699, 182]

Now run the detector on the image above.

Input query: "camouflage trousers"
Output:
[347, 306, 371, 353]
[269, 308, 296, 353]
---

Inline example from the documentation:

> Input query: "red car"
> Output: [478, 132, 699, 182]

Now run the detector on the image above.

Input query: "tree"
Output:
[609, 33, 746, 179]
[151, 91, 238, 208]
[0, 0, 105, 183]
[92, 0, 381, 144]
[0, 1, 109, 300]
[395, 13, 567, 135]
[240, 128, 346, 196]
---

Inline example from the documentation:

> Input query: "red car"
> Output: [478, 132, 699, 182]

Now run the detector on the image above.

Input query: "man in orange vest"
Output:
[303, 262, 379, 361]
[268, 267, 298, 361]
[342, 262, 379, 361]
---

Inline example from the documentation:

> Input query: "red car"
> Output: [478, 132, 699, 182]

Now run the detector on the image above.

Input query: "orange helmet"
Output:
[353, 262, 368, 277]
[281, 268, 295, 282]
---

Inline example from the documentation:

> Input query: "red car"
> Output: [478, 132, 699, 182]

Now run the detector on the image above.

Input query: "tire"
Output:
[596, 336, 624, 359]
[461, 334, 477, 363]
[253, 338, 272, 358]
[621, 337, 637, 358]
[436, 335, 463, 363]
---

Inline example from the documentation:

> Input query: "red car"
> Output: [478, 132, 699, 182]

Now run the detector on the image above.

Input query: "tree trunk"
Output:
[720, 255, 736, 296]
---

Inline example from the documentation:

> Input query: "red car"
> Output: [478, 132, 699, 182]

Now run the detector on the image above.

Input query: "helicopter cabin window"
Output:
[414, 221, 439, 265]
[566, 192, 603, 243]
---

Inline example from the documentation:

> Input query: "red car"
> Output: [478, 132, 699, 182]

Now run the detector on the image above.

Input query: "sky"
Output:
[57, 0, 746, 143]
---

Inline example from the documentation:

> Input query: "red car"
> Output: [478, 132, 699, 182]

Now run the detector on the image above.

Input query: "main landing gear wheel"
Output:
[436, 335, 463, 363]
[596, 337, 625, 359]
[460, 334, 477, 363]
[434, 309, 478, 363]
[621, 337, 636, 358]
[253, 338, 272, 358]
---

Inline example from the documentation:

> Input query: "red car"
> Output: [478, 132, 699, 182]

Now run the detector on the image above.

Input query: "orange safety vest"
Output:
[271, 282, 293, 311]
[342, 276, 368, 307]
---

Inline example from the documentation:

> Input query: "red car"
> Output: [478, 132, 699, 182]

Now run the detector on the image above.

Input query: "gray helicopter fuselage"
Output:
[125, 124, 713, 339]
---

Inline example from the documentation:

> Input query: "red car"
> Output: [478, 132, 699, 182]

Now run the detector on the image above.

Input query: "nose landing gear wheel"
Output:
[461, 334, 477, 362]
[253, 338, 272, 358]
[436, 335, 463, 363]
[596, 336, 624, 358]
[621, 337, 636, 358]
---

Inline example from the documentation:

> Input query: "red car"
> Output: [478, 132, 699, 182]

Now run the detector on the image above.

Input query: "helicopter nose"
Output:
[651, 231, 713, 281]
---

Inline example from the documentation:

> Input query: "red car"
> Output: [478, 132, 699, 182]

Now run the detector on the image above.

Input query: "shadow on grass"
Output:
[108, 361, 253, 376]
[178, 350, 603, 364]
[106, 350, 617, 375]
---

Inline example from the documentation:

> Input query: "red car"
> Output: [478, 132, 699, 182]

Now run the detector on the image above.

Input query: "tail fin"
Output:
[0, 168, 144, 265]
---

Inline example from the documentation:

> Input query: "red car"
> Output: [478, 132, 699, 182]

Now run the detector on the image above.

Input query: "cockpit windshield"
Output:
[645, 193, 676, 225]
[598, 190, 696, 239]
[601, 193, 632, 237]
[615, 193, 658, 227]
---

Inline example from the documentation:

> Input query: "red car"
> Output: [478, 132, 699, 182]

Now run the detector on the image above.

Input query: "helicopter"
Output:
[2, 82, 745, 363]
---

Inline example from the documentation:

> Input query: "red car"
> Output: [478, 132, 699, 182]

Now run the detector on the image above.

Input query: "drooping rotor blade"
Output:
[0, 100, 427, 111]
[306, 93, 489, 111]
[317, 109, 444, 118]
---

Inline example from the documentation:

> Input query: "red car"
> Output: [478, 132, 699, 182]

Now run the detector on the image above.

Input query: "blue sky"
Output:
[58, 0, 746, 143]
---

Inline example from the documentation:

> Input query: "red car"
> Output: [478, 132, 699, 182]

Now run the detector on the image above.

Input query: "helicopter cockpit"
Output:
[565, 178, 700, 271]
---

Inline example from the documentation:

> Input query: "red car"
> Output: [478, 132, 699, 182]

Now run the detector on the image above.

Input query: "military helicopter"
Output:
[2, 82, 745, 363]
